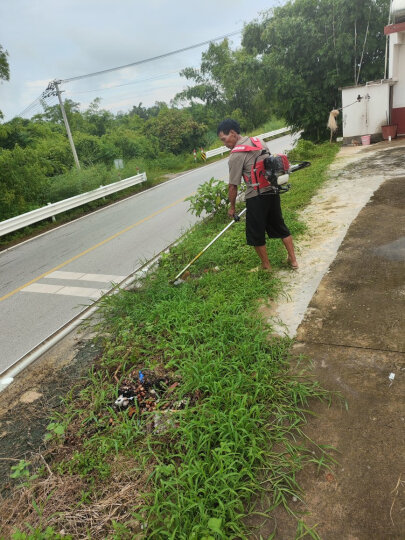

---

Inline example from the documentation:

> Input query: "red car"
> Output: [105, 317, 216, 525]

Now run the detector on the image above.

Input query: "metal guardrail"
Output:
[0, 172, 147, 237]
[206, 127, 290, 158]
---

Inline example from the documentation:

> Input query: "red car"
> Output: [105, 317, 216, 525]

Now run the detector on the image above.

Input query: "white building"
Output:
[341, 0, 405, 143]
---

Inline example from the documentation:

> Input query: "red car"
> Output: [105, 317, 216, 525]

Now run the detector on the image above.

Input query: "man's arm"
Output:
[228, 184, 238, 218]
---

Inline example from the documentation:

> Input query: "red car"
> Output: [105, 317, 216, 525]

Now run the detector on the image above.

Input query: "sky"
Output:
[0, 0, 280, 122]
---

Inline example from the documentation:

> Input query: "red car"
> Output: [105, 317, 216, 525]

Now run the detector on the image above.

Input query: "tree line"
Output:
[0, 0, 389, 221]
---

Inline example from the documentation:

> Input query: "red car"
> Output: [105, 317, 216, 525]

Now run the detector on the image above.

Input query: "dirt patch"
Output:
[274, 343, 405, 539]
[0, 326, 100, 495]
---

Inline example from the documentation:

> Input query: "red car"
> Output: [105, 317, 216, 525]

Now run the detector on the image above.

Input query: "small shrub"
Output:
[185, 177, 228, 217]
[288, 139, 325, 161]
[46, 164, 113, 202]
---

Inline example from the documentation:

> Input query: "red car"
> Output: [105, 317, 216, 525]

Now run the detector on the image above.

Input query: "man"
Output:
[217, 118, 298, 270]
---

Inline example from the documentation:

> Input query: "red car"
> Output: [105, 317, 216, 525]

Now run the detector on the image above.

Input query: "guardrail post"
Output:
[99, 185, 107, 201]
[47, 202, 56, 223]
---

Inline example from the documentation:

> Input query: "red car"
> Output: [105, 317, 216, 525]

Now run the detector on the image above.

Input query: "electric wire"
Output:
[17, 95, 58, 119]
[60, 30, 241, 83]
[65, 66, 200, 95]
[100, 82, 188, 111]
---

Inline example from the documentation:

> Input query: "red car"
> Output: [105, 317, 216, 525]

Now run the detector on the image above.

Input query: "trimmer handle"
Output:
[233, 213, 241, 222]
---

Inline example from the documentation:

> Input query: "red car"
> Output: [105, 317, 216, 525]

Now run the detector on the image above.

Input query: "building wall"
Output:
[389, 30, 405, 134]
[341, 83, 391, 139]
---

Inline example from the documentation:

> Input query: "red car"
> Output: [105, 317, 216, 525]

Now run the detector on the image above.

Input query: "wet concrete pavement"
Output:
[273, 140, 405, 539]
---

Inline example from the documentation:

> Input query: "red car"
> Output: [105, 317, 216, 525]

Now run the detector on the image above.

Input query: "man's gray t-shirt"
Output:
[228, 136, 273, 200]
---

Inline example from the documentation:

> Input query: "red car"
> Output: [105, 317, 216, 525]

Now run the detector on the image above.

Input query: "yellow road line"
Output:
[0, 197, 187, 303]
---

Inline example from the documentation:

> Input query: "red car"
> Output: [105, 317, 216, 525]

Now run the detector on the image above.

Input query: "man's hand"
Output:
[228, 184, 238, 218]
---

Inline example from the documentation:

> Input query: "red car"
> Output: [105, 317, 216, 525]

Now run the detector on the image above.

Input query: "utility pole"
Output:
[44, 80, 81, 169]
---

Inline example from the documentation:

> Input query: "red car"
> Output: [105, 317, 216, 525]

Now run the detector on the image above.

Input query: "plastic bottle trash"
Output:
[389, 372, 395, 381]
[115, 395, 135, 407]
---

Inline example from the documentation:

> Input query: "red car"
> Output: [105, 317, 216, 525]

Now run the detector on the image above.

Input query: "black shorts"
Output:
[245, 194, 291, 246]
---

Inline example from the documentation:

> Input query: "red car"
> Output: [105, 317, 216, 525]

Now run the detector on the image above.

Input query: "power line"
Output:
[100, 81, 190, 110]
[65, 66, 200, 95]
[16, 91, 57, 118]
[60, 30, 241, 83]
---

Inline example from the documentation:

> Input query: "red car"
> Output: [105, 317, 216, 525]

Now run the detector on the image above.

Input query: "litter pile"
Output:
[114, 370, 189, 430]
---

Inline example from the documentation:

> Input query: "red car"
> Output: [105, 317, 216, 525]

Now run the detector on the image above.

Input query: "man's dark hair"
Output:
[217, 118, 241, 135]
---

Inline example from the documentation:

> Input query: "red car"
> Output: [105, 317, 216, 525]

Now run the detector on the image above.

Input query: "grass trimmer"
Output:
[172, 209, 246, 286]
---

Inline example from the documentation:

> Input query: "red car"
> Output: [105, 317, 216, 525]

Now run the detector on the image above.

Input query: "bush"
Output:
[33, 138, 73, 175]
[46, 164, 114, 202]
[185, 177, 228, 217]
[101, 129, 159, 162]
[288, 139, 326, 161]
[74, 133, 104, 167]
[144, 108, 208, 154]
[0, 145, 49, 219]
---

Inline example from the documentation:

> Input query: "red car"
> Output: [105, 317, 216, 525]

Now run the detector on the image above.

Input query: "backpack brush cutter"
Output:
[171, 159, 311, 286]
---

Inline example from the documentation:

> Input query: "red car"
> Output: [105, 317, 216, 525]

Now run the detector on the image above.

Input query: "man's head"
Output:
[217, 118, 241, 149]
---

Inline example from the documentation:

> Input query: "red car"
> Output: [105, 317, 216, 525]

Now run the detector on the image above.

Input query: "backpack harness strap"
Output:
[231, 137, 271, 194]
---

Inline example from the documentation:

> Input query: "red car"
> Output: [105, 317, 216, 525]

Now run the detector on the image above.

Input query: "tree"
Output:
[176, 39, 272, 131]
[101, 128, 159, 162]
[0, 117, 63, 150]
[0, 146, 50, 219]
[82, 98, 115, 137]
[0, 44, 10, 120]
[144, 108, 207, 154]
[242, 0, 390, 140]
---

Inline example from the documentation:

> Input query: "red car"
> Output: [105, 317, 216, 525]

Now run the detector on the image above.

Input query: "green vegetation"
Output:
[0, 102, 214, 222]
[0, 0, 381, 534]
[1, 0, 390, 225]
[2, 141, 340, 539]
[185, 177, 228, 217]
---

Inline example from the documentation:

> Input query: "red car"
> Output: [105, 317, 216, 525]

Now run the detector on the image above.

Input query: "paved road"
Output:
[0, 134, 297, 374]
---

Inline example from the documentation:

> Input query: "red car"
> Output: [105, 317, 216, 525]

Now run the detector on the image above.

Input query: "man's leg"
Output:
[254, 245, 271, 269]
[246, 197, 270, 269]
[282, 235, 298, 268]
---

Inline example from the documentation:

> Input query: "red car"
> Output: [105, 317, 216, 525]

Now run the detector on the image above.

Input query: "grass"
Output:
[1, 141, 340, 539]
